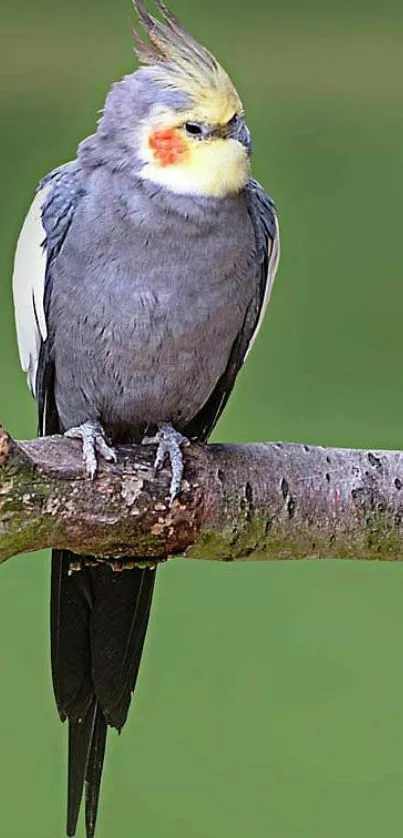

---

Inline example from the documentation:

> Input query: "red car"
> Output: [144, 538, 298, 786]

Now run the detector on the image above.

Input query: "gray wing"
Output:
[184, 179, 280, 442]
[34, 163, 85, 433]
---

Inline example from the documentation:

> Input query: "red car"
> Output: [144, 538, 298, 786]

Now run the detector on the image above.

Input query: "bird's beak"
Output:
[227, 117, 252, 155]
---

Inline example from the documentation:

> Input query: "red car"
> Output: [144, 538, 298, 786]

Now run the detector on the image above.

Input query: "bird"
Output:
[11, 1, 279, 836]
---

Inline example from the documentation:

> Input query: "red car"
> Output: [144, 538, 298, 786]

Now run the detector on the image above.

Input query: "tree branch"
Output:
[1, 423, 403, 565]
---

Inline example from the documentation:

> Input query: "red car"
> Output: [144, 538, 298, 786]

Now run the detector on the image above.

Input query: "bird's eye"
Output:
[184, 122, 204, 137]
[227, 113, 239, 127]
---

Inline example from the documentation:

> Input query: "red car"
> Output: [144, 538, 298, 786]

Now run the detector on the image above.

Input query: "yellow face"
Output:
[137, 100, 252, 199]
[131, 0, 252, 196]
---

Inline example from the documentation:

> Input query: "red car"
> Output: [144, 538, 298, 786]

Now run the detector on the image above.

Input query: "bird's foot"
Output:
[142, 423, 189, 502]
[64, 420, 117, 479]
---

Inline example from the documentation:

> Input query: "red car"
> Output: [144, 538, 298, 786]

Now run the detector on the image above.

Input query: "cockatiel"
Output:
[12, 1, 279, 836]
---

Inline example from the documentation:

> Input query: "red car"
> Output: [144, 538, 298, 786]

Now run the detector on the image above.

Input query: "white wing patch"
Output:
[12, 186, 50, 397]
[245, 210, 280, 360]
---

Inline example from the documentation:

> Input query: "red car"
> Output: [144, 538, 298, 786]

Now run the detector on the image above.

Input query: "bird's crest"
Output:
[132, 0, 243, 122]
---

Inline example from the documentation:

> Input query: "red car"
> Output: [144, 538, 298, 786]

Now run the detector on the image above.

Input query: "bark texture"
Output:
[1, 424, 403, 565]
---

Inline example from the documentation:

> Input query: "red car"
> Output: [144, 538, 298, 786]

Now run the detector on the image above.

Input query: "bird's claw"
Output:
[142, 423, 189, 502]
[64, 420, 117, 479]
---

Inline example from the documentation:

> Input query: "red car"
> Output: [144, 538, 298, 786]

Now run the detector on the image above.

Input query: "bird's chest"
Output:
[51, 196, 255, 433]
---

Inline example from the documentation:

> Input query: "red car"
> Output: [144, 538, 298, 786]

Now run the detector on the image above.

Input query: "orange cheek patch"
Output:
[148, 128, 189, 167]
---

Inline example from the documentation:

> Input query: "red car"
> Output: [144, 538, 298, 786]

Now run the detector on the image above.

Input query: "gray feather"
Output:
[42, 161, 259, 440]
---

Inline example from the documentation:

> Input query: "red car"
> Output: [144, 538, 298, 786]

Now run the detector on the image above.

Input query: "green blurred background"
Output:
[1, 0, 403, 835]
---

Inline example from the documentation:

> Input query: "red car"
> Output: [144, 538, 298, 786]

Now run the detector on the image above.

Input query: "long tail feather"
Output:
[51, 549, 156, 838]
[90, 564, 156, 729]
[51, 550, 93, 719]
[67, 703, 98, 837]
[85, 704, 108, 838]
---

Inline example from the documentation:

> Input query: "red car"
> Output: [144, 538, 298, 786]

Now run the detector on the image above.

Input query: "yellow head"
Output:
[132, 0, 252, 198]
